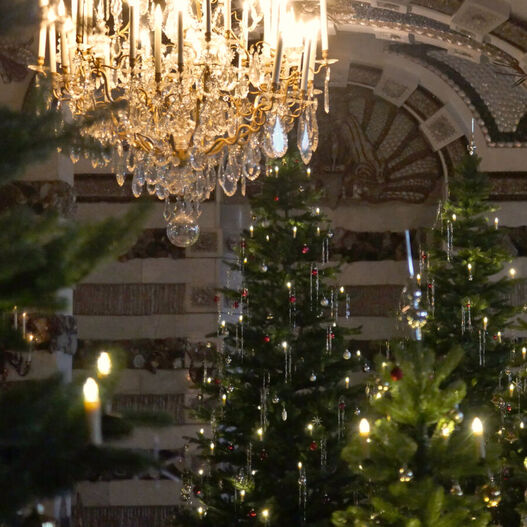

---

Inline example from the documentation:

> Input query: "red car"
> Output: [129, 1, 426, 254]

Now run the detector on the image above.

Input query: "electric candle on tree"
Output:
[471, 417, 485, 459]
[96, 351, 111, 377]
[83, 377, 102, 445]
[359, 418, 370, 457]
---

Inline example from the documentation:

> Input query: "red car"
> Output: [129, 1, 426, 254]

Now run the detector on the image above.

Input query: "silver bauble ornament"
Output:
[400, 281, 428, 331]
[310, 372, 317, 382]
[343, 350, 351, 360]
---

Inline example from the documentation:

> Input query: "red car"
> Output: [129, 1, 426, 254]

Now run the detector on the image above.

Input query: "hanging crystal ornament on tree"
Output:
[298, 463, 307, 522]
[400, 230, 428, 340]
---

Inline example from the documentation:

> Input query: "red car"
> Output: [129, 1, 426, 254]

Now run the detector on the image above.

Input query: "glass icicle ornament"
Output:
[298, 463, 307, 522]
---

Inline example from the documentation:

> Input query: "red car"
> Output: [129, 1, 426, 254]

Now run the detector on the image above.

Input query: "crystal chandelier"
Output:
[35, 0, 333, 246]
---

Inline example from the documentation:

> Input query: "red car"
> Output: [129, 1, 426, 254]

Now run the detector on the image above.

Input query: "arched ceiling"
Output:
[299, 0, 527, 169]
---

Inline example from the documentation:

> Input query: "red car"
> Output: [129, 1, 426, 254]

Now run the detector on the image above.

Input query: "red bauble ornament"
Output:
[507, 403, 512, 412]
[213, 295, 220, 303]
[241, 240, 246, 248]
[233, 301, 239, 308]
[302, 245, 310, 254]
[390, 366, 403, 381]
[264, 336, 271, 343]
[330, 333, 335, 339]
[248, 509, 257, 518]
[310, 441, 318, 451]
[227, 443, 234, 451]
[290, 296, 296, 303]
[274, 196, 279, 202]
[193, 485, 202, 496]
[215, 378, 221, 385]
[242, 288, 248, 298]
[338, 401, 346, 410]
[312, 269, 318, 277]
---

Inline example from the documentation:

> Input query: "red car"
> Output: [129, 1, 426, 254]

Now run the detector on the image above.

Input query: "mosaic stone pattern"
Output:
[493, 19, 527, 52]
[348, 64, 382, 87]
[112, 393, 186, 423]
[410, 0, 461, 15]
[73, 283, 186, 316]
[73, 506, 177, 527]
[405, 87, 443, 120]
[344, 285, 403, 317]
[428, 50, 527, 133]
[314, 85, 441, 205]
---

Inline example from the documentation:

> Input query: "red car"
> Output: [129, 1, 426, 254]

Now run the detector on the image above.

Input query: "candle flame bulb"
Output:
[316, 226, 320, 236]
[471, 417, 483, 436]
[483, 316, 488, 331]
[452, 213, 456, 221]
[292, 226, 297, 238]
[298, 461, 302, 470]
[222, 393, 227, 405]
[257, 427, 263, 439]
[249, 224, 254, 237]
[523, 347, 526, 360]
[494, 217, 499, 229]
[307, 167, 311, 177]
[416, 273, 421, 286]
[282, 341, 288, 349]
[198, 506, 204, 518]
[359, 418, 370, 437]
[345, 376, 350, 389]
[262, 509, 269, 519]
[210, 441, 215, 451]
[240, 489, 246, 500]
[96, 351, 112, 376]
[510, 268, 517, 278]
[83, 377, 100, 405]
[286, 281, 292, 289]
[509, 383, 515, 396]
[467, 263, 473, 280]
[497, 331, 502, 343]
[307, 423, 313, 434]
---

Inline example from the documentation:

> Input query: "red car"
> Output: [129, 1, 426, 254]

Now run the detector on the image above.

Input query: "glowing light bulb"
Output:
[96, 351, 112, 376]
[452, 213, 457, 221]
[345, 376, 350, 389]
[339, 286, 345, 294]
[471, 417, 483, 436]
[359, 418, 370, 437]
[510, 268, 517, 278]
[257, 427, 263, 439]
[483, 316, 488, 331]
[298, 461, 302, 470]
[83, 377, 100, 406]
[282, 341, 288, 349]
[210, 441, 215, 451]
[286, 281, 292, 289]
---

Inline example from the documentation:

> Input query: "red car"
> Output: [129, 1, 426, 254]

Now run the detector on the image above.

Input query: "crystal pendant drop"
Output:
[166, 212, 200, 247]
[249, 55, 260, 87]
[267, 116, 288, 158]
[131, 174, 144, 198]
[116, 172, 126, 187]
[297, 116, 313, 165]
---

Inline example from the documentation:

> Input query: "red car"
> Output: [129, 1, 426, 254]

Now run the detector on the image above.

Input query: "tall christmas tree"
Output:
[422, 153, 525, 525]
[175, 155, 360, 526]
[424, 153, 518, 393]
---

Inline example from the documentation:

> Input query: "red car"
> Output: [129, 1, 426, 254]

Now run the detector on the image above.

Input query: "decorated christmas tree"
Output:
[332, 339, 499, 527]
[175, 155, 361, 525]
[422, 152, 526, 525]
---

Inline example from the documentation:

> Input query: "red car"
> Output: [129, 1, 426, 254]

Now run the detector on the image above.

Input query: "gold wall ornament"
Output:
[33, 0, 334, 246]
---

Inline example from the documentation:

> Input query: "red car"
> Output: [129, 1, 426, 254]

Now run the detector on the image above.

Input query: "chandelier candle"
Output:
[38, 0, 48, 63]
[154, 3, 162, 79]
[319, 0, 328, 54]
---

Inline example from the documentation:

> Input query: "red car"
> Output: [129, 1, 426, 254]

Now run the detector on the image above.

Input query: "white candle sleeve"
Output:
[320, 0, 328, 52]
[271, 35, 283, 86]
[49, 22, 57, 73]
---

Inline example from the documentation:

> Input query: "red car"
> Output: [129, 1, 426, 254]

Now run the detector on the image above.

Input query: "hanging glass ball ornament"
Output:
[400, 281, 428, 332]
[166, 212, 200, 247]
[321, 297, 329, 307]
[399, 466, 414, 482]
[481, 481, 501, 508]
[310, 372, 317, 382]
[272, 393, 280, 404]
[343, 349, 351, 360]
[261, 263, 268, 272]
[451, 404, 464, 424]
